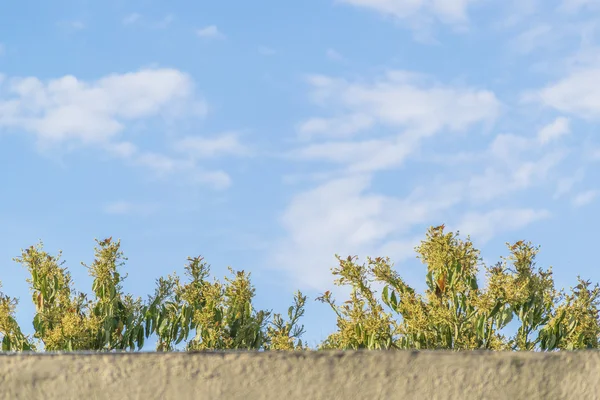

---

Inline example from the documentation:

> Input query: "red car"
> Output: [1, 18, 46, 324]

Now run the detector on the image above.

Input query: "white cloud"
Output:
[468, 148, 566, 203]
[70, 21, 85, 30]
[271, 143, 560, 290]
[303, 71, 500, 138]
[292, 70, 500, 173]
[297, 114, 374, 140]
[133, 152, 192, 176]
[337, 0, 478, 24]
[172, 132, 250, 159]
[123, 13, 141, 25]
[57, 20, 85, 31]
[512, 24, 553, 54]
[271, 68, 570, 293]
[424, 128, 569, 204]
[456, 208, 551, 244]
[554, 168, 585, 198]
[103, 201, 157, 216]
[268, 174, 460, 290]
[525, 68, 600, 118]
[497, 0, 539, 29]
[560, 0, 598, 13]
[326, 48, 344, 61]
[572, 189, 599, 207]
[537, 117, 570, 144]
[128, 150, 233, 189]
[105, 141, 138, 158]
[275, 143, 562, 289]
[0, 68, 241, 189]
[187, 169, 232, 189]
[488, 133, 531, 161]
[0, 68, 204, 145]
[196, 25, 224, 39]
[258, 46, 276, 55]
[156, 14, 175, 29]
[289, 134, 419, 173]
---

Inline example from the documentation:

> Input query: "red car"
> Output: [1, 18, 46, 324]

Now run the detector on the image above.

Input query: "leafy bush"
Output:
[1, 225, 599, 352]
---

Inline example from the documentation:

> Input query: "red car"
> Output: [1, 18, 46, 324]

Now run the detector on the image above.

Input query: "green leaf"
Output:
[447, 267, 455, 288]
[137, 328, 145, 349]
[173, 322, 180, 341]
[2, 335, 10, 351]
[567, 318, 578, 334]
[526, 310, 535, 327]
[503, 308, 514, 327]
[368, 333, 375, 349]
[105, 327, 111, 347]
[470, 276, 478, 291]
[477, 316, 485, 338]
[33, 314, 41, 332]
[144, 314, 153, 338]
[390, 291, 398, 309]
[156, 313, 164, 334]
[126, 313, 134, 328]
[354, 323, 362, 338]
[489, 302, 503, 319]
[382, 286, 389, 304]
[426, 271, 434, 291]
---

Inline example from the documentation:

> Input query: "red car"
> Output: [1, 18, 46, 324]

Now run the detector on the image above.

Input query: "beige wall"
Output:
[1, 351, 598, 400]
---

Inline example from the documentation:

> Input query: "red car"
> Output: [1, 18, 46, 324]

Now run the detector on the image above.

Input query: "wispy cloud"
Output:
[258, 46, 276, 55]
[122, 13, 142, 25]
[303, 71, 500, 137]
[572, 190, 599, 207]
[456, 209, 551, 244]
[537, 116, 570, 144]
[554, 168, 585, 199]
[155, 14, 175, 29]
[524, 68, 600, 118]
[559, 0, 599, 13]
[339, 0, 478, 22]
[291, 70, 500, 172]
[196, 25, 225, 39]
[267, 174, 443, 290]
[268, 61, 578, 291]
[0, 68, 204, 145]
[57, 20, 85, 31]
[0, 68, 242, 189]
[172, 132, 250, 159]
[103, 201, 158, 216]
[297, 114, 374, 141]
[326, 48, 344, 61]
[111, 145, 234, 190]
[333, 0, 494, 43]
[511, 24, 553, 54]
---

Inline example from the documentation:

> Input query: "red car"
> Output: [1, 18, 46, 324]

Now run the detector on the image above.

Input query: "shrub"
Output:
[1, 225, 599, 352]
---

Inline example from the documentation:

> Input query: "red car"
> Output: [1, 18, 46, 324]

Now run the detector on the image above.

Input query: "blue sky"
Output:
[1, 0, 600, 350]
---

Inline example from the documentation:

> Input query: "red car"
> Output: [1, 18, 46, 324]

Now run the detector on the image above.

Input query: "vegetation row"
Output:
[1, 225, 599, 352]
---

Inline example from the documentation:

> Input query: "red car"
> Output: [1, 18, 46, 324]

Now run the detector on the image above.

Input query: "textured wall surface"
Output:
[1, 350, 599, 400]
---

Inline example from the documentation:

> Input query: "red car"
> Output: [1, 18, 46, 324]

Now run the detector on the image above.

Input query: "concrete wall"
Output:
[1, 350, 598, 400]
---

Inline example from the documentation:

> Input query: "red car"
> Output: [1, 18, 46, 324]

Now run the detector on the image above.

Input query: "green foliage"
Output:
[0, 238, 307, 352]
[317, 225, 600, 351]
[0, 283, 35, 351]
[1, 226, 599, 352]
